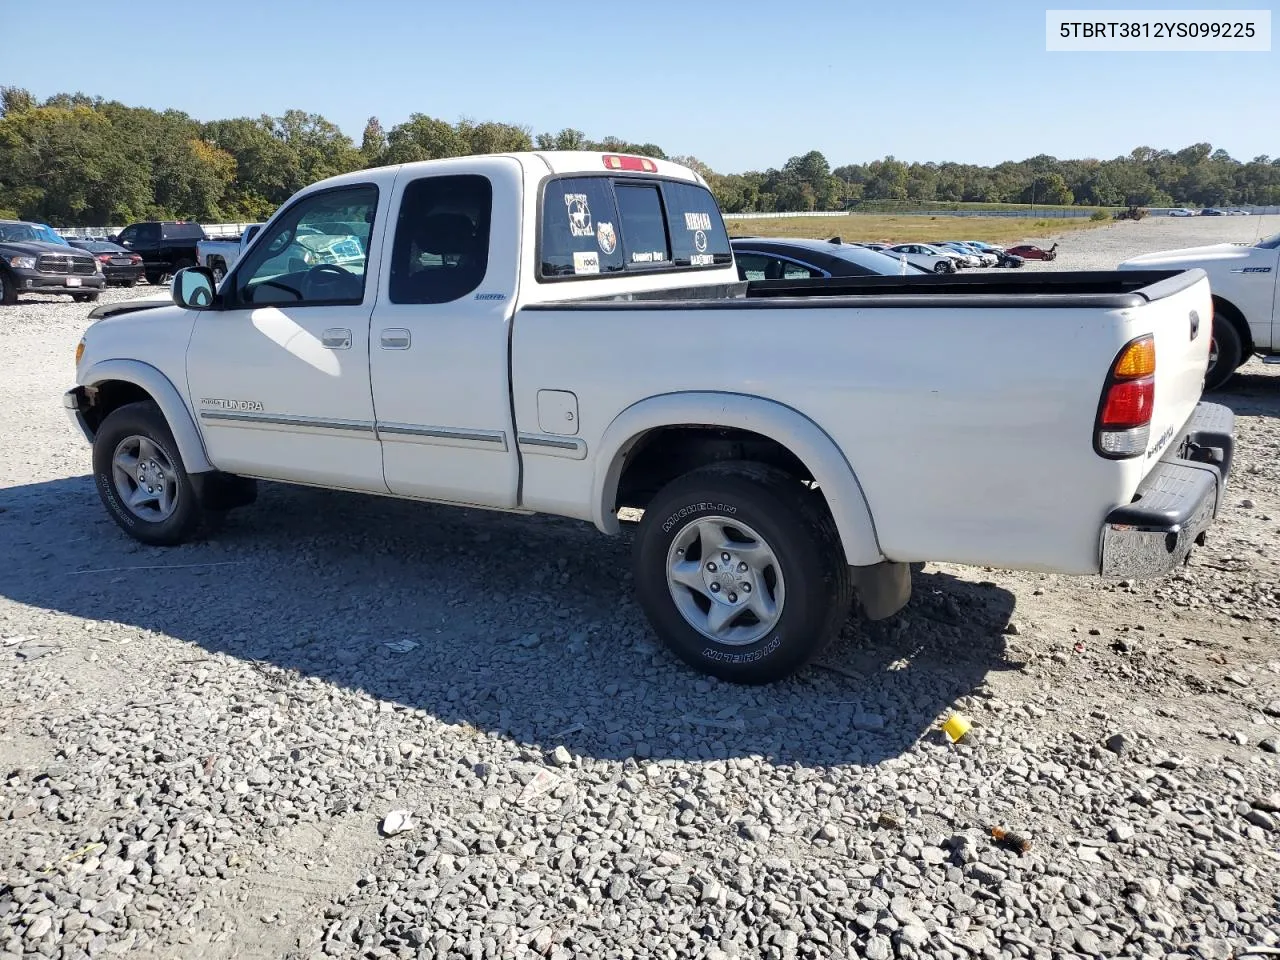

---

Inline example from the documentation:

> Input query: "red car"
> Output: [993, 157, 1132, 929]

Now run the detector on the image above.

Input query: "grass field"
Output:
[724, 214, 1105, 245]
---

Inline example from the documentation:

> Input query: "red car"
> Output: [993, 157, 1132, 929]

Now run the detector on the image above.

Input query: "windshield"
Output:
[1255, 231, 1280, 250]
[35, 224, 70, 245]
[0, 223, 41, 243]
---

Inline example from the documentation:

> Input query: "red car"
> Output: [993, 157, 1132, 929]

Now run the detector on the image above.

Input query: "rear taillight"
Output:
[96, 254, 112, 262]
[130, 255, 142, 264]
[1095, 334, 1155, 459]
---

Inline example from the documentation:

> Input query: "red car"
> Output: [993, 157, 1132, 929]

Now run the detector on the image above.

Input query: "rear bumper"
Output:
[1100, 401, 1235, 578]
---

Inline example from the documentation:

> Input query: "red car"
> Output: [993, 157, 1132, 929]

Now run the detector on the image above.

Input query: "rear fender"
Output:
[592, 391, 884, 566]
[79, 358, 213, 473]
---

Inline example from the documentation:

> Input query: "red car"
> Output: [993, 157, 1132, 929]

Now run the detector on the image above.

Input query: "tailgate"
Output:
[1133, 269, 1213, 466]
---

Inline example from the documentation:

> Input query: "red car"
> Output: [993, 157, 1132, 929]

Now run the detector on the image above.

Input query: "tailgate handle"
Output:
[1188, 309, 1200, 341]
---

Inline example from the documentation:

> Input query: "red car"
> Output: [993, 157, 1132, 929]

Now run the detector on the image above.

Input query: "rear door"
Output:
[368, 157, 523, 507]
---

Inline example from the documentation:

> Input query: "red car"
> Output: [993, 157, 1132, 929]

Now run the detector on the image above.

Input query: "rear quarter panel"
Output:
[512, 287, 1207, 575]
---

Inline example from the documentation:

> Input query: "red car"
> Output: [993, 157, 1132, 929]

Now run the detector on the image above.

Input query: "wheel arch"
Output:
[1210, 294, 1255, 358]
[592, 392, 884, 566]
[74, 359, 213, 473]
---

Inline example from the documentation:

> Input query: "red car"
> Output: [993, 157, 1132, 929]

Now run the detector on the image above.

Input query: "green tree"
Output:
[360, 116, 387, 167]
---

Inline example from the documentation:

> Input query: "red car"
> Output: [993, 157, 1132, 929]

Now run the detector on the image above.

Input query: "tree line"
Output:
[1, 86, 1277, 226]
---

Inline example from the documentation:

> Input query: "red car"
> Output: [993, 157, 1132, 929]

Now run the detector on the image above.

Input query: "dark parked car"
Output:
[1198, 207, 1225, 216]
[66, 239, 145, 286]
[0, 220, 105, 305]
[730, 236, 932, 281]
[111, 220, 207, 285]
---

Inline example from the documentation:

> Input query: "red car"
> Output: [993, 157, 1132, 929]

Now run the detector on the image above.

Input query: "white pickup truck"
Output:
[1118, 231, 1280, 389]
[65, 151, 1235, 684]
[196, 223, 263, 282]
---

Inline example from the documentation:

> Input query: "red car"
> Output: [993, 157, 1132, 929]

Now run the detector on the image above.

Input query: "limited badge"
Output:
[597, 221, 617, 255]
[565, 194, 593, 238]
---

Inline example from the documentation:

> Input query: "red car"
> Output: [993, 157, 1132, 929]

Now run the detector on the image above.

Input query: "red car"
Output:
[1004, 243, 1058, 261]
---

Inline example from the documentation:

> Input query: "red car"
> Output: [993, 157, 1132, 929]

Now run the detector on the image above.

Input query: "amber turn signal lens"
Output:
[1113, 336, 1155, 378]
[75, 340, 84, 365]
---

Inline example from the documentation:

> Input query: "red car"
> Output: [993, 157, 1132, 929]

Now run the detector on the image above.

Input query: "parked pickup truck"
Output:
[197, 224, 263, 282]
[112, 220, 207, 286]
[1118, 230, 1280, 389]
[64, 152, 1235, 684]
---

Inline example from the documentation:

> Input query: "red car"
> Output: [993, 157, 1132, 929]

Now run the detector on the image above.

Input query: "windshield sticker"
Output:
[684, 211, 712, 232]
[596, 222, 617, 256]
[693, 230, 707, 253]
[572, 250, 600, 275]
[566, 194, 593, 238]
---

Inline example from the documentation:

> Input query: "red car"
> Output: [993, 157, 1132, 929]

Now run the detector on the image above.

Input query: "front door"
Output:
[186, 181, 390, 492]
[368, 159, 522, 507]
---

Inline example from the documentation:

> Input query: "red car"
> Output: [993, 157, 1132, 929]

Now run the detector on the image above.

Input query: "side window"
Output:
[389, 174, 492, 305]
[230, 185, 377, 307]
[136, 224, 161, 243]
[734, 253, 769, 281]
[735, 253, 817, 281]
[540, 177, 624, 278]
[782, 260, 820, 279]
[117, 226, 137, 244]
[615, 184, 670, 267]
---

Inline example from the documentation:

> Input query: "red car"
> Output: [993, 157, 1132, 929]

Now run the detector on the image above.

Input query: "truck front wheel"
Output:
[92, 401, 205, 545]
[633, 461, 853, 684]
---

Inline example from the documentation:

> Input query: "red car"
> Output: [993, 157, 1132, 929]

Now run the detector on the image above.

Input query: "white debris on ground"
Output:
[1, 217, 1278, 960]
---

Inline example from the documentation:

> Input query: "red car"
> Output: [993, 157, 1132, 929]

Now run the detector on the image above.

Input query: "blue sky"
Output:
[1, 0, 1274, 172]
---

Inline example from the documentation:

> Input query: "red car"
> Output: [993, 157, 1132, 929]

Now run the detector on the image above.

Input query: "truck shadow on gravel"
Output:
[1211, 365, 1280, 419]
[0, 476, 1019, 769]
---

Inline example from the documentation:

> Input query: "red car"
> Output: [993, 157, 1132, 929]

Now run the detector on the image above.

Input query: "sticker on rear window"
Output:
[693, 230, 707, 253]
[597, 222, 617, 255]
[684, 212, 712, 231]
[690, 254, 714, 266]
[573, 250, 599, 274]
[566, 194, 593, 238]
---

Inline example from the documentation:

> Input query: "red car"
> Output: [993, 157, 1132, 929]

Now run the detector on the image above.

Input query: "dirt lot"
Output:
[2, 217, 1278, 960]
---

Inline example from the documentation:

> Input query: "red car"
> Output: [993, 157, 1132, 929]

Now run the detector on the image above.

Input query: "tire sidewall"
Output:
[1205, 315, 1242, 391]
[634, 473, 839, 683]
[92, 403, 201, 545]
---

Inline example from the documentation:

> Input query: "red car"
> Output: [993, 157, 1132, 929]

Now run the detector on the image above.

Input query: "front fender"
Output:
[77, 358, 213, 474]
[592, 391, 883, 566]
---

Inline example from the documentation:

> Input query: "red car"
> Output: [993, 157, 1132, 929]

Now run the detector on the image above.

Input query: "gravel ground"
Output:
[2, 217, 1278, 960]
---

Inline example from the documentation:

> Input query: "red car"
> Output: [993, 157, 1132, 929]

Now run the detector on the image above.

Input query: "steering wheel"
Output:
[304, 263, 355, 297]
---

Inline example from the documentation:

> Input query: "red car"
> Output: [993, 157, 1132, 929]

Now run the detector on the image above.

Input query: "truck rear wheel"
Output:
[632, 461, 852, 684]
[92, 401, 205, 546]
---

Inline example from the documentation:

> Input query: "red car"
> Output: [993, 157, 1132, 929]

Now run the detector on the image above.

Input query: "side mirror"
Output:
[172, 266, 217, 310]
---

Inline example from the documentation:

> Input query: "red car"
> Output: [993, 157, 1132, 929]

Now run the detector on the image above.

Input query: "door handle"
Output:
[380, 328, 411, 350]
[321, 328, 352, 350]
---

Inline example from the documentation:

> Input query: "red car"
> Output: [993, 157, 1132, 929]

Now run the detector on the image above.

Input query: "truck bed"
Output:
[513, 267, 1212, 575]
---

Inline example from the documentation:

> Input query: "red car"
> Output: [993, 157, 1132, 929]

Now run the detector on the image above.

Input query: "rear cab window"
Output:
[162, 223, 206, 240]
[538, 173, 731, 281]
